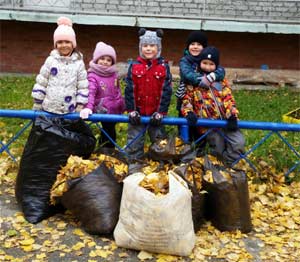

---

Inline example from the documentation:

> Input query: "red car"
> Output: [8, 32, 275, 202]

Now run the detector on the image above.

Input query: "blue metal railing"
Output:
[0, 109, 299, 177]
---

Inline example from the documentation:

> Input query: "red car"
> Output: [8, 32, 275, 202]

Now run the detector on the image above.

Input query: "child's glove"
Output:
[150, 112, 163, 126]
[206, 72, 216, 83]
[128, 111, 141, 125]
[186, 111, 198, 126]
[226, 115, 238, 131]
[33, 103, 42, 111]
[79, 108, 92, 119]
[199, 76, 211, 89]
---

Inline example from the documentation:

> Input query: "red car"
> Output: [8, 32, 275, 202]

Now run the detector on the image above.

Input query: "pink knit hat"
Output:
[53, 17, 76, 48]
[92, 42, 117, 64]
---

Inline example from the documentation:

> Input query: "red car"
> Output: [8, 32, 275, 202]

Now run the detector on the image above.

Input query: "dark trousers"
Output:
[99, 122, 116, 148]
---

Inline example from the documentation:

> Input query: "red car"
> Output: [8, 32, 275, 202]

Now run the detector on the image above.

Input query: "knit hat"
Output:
[139, 28, 163, 58]
[199, 46, 220, 68]
[92, 42, 117, 64]
[53, 17, 76, 48]
[186, 31, 208, 49]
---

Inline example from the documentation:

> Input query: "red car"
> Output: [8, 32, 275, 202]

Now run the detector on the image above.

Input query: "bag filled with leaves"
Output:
[59, 162, 123, 235]
[148, 136, 192, 163]
[114, 170, 195, 256]
[15, 116, 96, 224]
[202, 156, 252, 233]
[173, 158, 206, 232]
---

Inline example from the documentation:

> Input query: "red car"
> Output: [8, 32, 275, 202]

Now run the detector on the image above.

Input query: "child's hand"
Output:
[79, 108, 92, 119]
[150, 112, 163, 126]
[186, 111, 198, 125]
[128, 111, 141, 125]
[199, 76, 210, 89]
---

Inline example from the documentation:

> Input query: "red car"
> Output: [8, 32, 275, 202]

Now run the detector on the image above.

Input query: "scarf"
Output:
[88, 60, 117, 76]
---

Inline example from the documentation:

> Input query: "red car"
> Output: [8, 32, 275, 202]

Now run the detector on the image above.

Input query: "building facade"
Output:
[0, 0, 299, 73]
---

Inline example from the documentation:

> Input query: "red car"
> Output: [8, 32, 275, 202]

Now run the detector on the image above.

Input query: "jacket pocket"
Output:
[153, 65, 166, 80]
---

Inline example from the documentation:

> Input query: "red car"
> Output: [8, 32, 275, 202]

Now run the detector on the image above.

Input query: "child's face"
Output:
[56, 40, 73, 56]
[141, 44, 158, 60]
[188, 42, 204, 56]
[200, 59, 216, 73]
[97, 55, 113, 67]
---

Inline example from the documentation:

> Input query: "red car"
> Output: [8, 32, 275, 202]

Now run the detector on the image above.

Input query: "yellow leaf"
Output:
[87, 241, 96, 248]
[89, 250, 97, 258]
[15, 215, 26, 223]
[110, 242, 118, 251]
[72, 242, 85, 251]
[43, 240, 52, 246]
[137, 250, 153, 260]
[20, 238, 35, 246]
[36, 253, 47, 259]
[226, 253, 240, 261]
[156, 254, 178, 262]
[57, 221, 67, 229]
[73, 229, 85, 236]
[94, 249, 112, 258]
[119, 252, 129, 258]
[22, 245, 33, 252]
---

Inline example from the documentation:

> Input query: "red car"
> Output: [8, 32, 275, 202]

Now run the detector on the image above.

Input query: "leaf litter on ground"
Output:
[0, 152, 300, 262]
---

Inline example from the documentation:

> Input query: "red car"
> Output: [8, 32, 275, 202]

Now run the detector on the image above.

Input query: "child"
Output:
[181, 46, 245, 166]
[32, 17, 88, 114]
[175, 31, 225, 143]
[80, 42, 125, 149]
[125, 28, 172, 172]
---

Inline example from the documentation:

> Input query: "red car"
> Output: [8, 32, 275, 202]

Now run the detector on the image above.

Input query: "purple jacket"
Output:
[86, 71, 125, 114]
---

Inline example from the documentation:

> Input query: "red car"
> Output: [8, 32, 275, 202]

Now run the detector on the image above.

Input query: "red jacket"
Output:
[125, 56, 172, 116]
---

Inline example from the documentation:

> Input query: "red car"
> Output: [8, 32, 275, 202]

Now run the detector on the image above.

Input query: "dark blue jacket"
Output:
[179, 49, 225, 86]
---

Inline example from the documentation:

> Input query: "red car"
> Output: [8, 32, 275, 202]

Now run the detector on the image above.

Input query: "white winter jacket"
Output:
[32, 49, 89, 114]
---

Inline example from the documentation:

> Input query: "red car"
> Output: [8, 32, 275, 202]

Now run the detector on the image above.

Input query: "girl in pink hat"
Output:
[80, 42, 125, 149]
[31, 17, 89, 114]
[32, 17, 89, 114]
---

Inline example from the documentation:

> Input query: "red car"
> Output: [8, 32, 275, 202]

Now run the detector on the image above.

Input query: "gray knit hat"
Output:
[139, 28, 163, 58]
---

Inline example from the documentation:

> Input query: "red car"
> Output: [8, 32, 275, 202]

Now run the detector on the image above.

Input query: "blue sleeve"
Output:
[158, 63, 172, 114]
[124, 63, 135, 111]
[214, 65, 226, 81]
[179, 57, 202, 86]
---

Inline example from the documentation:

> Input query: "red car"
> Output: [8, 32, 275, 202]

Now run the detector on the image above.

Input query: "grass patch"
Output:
[0, 76, 299, 176]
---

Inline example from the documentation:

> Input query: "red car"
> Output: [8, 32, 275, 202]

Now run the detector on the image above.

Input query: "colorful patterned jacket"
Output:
[181, 78, 238, 132]
[125, 56, 172, 116]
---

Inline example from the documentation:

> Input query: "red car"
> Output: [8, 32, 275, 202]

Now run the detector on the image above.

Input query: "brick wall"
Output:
[0, 20, 299, 74]
[71, 0, 300, 21]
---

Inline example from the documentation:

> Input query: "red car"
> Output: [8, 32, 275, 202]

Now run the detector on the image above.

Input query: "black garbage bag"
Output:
[148, 136, 192, 163]
[61, 163, 122, 235]
[203, 157, 252, 233]
[15, 116, 96, 224]
[173, 160, 206, 232]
